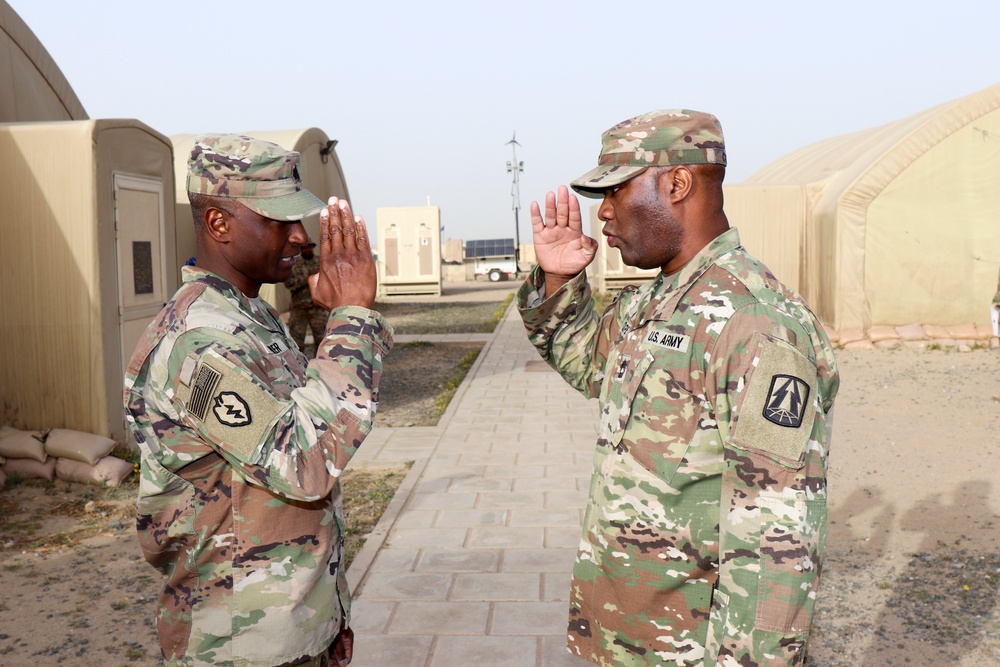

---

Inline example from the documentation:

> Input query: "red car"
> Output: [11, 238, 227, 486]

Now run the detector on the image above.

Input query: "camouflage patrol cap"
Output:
[570, 109, 727, 198]
[187, 134, 325, 221]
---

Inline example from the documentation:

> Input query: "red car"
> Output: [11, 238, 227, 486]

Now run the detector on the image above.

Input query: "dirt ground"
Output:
[1, 346, 999, 666]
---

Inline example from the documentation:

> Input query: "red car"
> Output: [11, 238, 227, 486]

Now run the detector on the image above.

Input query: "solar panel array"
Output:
[464, 238, 515, 258]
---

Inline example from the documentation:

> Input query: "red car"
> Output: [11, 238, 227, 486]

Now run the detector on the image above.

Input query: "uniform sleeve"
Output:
[515, 265, 618, 398]
[703, 303, 831, 666]
[164, 305, 393, 502]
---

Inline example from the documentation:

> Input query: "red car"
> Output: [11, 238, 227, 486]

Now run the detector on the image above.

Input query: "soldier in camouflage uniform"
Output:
[123, 135, 392, 667]
[517, 110, 839, 667]
[284, 242, 329, 357]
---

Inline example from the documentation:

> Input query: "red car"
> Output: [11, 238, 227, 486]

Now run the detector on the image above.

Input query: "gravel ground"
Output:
[376, 341, 482, 427]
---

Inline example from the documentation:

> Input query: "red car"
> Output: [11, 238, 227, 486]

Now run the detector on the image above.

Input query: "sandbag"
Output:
[0, 426, 47, 463]
[2, 456, 56, 482]
[55, 456, 134, 487]
[44, 428, 115, 466]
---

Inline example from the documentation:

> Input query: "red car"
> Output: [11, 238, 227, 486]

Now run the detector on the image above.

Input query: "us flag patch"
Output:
[763, 374, 810, 428]
[188, 363, 222, 421]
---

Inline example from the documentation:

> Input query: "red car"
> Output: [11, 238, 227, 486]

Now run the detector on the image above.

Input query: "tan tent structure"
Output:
[725, 82, 1000, 334]
[0, 1, 86, 122]
[1, 2, 177, 439]
[0, 120, 177, 439]
[170, 128, 351, 311]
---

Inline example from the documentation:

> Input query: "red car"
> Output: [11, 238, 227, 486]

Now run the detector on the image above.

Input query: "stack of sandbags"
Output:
[0, 426, 134, 488]
[0, 426, 53, 482]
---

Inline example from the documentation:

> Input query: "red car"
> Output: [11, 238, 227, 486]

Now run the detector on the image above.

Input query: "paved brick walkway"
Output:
[347, 301, 598, 666]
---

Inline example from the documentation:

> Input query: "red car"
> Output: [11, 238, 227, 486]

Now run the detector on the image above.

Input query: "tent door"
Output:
[113, 173, 168, 390]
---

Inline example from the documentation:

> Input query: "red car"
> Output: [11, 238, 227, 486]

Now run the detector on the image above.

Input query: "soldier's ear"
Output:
[661, 166, 693, 204]
[204, 207, 231, 243]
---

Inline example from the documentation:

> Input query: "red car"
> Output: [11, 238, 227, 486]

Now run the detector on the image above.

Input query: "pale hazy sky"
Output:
[10, 0, 1000, 243]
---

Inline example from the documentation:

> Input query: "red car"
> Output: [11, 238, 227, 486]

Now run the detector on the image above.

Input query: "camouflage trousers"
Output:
[288, 306, 329, 356]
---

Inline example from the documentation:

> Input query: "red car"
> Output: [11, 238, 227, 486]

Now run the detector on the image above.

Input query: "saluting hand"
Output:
[531, 185, 598, 296]
[308, 197, 377, 311]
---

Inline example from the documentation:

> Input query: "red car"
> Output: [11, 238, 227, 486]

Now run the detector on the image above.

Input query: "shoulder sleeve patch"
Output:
[176, 353, 290, 465]
[730, 335, 818, 467]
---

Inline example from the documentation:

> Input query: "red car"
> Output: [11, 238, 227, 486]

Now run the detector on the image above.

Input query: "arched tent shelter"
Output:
[0, 0, 86, 121]
[1, 2, 178, 439]
[170, 128, 351, 311]
[724, 82, 1000, 334]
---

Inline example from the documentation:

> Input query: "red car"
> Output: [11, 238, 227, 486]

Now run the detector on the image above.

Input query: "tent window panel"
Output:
[133, 241, 154, 294]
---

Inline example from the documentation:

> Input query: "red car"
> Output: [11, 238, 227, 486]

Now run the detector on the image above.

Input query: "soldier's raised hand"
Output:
[308, 197, 377, 311]
[531, 185, 598, 285]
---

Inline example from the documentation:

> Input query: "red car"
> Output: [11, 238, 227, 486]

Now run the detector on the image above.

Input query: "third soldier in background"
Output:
[517, 109, 839, 666]
[285, 240, 329, 358]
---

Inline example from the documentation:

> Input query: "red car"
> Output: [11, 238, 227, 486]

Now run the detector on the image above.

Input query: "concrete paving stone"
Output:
[392, 510, 438, 530]
[545, 526, 584, 548]
[518, 453, 579, 467]
[407, 491, 479, 510]
[457, 452, 519, 466]
[360, 572, 453, 601]
[369, 548, 420, 572]
[477, 491, 545, 509]
[347, 634, 433, 667]
[389, 527, 469, 548]
[390, 601, 490, 635]
[545, 490, 589, 509]
[541, 437, 591, 451]
[514, 476, 580, 492]
[488, 440, 546, 454]
[416, 548, 501, 573]
[449, 476, 514, 493]
[416, 452, 459, 466]
[500, 548, 576, 573]
[508, 509, 582, 528]
[412, 477, 451, 493]
[543, 461, 592, 476]
[435, 509, 508, 527]
[495, 420, 549, 433]
[467, 526, 545, 549]
[429, 635, 538, 667]
[486, 463, 546, 477]
[451, 572, 542, 601]
[491, 601, 569, 635]
[542, 572, 573, 601]
[348, 599, 396, 633]
[541, 635, 592, 666]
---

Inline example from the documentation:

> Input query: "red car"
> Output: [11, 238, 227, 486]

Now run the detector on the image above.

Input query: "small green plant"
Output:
[434, 349, 481, 416]
[110, 599, 128, 610]
[486, 294, 514, 330]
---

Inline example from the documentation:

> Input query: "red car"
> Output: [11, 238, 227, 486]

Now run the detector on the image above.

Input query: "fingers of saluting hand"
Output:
[530, 200, 544, 233]
[321, 197, 369, 252]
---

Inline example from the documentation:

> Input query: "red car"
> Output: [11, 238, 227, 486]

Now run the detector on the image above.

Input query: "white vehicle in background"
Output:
[466, 238, 519, 282]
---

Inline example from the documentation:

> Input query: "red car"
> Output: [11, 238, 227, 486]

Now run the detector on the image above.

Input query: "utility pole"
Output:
[506, 133, 523, 274]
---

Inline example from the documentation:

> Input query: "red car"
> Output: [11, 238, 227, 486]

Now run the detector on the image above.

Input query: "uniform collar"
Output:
[181, 266, 281, 330]
[662, 227, 741, 293]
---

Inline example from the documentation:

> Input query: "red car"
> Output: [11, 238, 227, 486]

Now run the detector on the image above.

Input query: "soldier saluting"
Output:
[517, 110, 839, 666]
[124, 135, 391, 666]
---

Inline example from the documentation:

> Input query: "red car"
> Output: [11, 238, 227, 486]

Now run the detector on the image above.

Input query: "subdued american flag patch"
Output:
[188, 363, 222, 421]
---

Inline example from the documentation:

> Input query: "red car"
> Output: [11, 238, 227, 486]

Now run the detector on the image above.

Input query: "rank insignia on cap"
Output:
[763, 374, 810, 428]
[213, 391, 253, 427]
